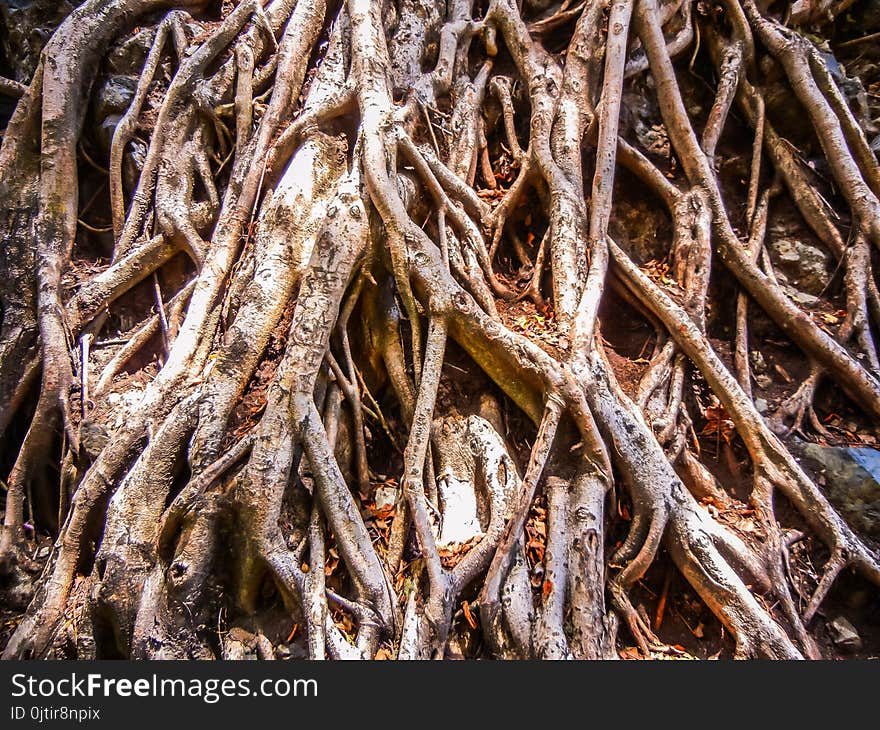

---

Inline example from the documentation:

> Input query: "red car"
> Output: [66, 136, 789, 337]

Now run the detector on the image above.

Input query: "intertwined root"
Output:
[1, 0, 880, 660]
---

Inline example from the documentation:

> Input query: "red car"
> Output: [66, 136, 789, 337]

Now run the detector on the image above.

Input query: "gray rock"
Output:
[609, 196, 670, 263]
[94, 75, 138, 123]
[768, 237, 833, 296]
[106, 27, 156, 76]
[96, 115, 120, 157]
[754, 398, 769, 414]
[765, 204, 835, 298]
[124, 137, 147, 193]
[794, 442, 880, 539]
[750, 350, 767, 375]
[755, 373, 773, 390]
[0, 0, 75, 82]
[374, 486, 397, 511]
[784, 285, 819, 308]
[79, 420, 110, 460]
[829, 616, 862, 651]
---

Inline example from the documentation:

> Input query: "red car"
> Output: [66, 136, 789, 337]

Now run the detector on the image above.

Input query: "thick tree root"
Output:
[3, 0, 880, 661]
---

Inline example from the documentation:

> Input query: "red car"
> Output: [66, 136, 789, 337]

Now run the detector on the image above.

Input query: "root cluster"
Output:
[1, 0, 879, 659]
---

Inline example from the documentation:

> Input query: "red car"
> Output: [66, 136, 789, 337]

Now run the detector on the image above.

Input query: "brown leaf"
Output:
[462, 600, 478, 630]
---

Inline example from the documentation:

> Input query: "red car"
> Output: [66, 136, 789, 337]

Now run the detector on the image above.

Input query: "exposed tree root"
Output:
[2, 0, 880, 661]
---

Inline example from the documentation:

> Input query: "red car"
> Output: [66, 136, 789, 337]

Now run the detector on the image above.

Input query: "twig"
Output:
[80, 334, 93, 419]
[655, 563, 673, 630]
[152, 272, 170, 357]
[836, 31, 880, 49]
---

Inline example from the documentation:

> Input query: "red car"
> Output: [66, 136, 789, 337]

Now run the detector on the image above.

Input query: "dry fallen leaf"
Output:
[460, 600, 478, 630]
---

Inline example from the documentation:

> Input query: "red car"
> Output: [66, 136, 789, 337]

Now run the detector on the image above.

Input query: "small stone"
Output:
[785, 287, 819, 307]
[275, 644, 291, 659]
[767, 227, 834, 296]
[107, 27, 157, 75]
[94, 75, 138, 122]
[36, 546, 51, 559]
[829, 616, 862, 651]
[755, 398, 769, 413]
[374, 486, 397, 511]
[80, 421, 110, 459]
[755, 374, 773, 390]
[750, 350, 767, 374]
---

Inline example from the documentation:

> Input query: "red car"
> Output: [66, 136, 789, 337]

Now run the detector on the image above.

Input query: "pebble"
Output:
[829, 616, 863, 651]
[374, 486, 397, 511]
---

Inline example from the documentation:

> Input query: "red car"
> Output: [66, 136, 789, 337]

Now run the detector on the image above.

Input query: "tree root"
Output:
[4, 0, 880, 662]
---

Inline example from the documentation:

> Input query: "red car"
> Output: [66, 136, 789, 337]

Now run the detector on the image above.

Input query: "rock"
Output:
[94, 75, 138, 124]
[275, 644, 291, 659]
[609, 196, 671, 263]
[620, 76, 660, 141]
[0, 0, 75, 82]
[765, 204, 835, 298]
[829, 616, 863, 651]
[755, 398, 769, 414]
[3, 580, 36, 611]
[374, 486, 397, 511]
[123, 137, 147, 193]
[96, 115, 120, 157]
[755, 373, 773, 390]
[750, 350, 767, 375]
[767, 237, 833, 296]
[222, 627, 259, 660]
[781, 281, 819, 307]
[106, 27, 156, 76]
[794, 442, 880, 539]
[36, 546, 51, 559]
[79, 420, 110, 459]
